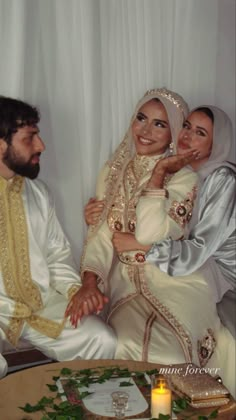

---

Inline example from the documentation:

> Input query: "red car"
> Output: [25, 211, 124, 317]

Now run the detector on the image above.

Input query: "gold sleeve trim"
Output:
[5, 318, 24, 347]
[67, 284, 81, 301]
[13, 301, 32, 318]
[27, 315, 65, 339]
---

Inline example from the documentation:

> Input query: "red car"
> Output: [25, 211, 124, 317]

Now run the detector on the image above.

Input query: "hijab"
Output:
[189, 105, 235, 229]
[191, 105, 235, 181]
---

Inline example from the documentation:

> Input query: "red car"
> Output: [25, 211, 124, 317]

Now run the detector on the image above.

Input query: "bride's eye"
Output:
[136, 112, 146, 122]
[154, 121, 165, 128]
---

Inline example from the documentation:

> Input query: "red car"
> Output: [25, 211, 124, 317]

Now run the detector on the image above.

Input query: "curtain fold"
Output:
[0, 0, 235, 260]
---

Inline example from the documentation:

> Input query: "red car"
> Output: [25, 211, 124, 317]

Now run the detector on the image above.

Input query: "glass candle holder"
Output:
[111, 391, 129, 419]
[151, 374, 172, 418]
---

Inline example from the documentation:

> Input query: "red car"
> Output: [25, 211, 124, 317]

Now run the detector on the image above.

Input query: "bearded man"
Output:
[0, 96, 116, 378]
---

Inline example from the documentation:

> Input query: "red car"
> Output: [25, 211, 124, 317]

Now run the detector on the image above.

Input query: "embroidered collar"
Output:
[0, 175, 24, 193]
[132, 153, 166, 180]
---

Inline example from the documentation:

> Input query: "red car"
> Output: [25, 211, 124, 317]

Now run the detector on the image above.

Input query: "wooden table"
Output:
[0, 359, 235, 420]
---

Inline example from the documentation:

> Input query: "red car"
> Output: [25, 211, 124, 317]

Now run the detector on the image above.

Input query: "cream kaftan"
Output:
[81, 154, 222, 369]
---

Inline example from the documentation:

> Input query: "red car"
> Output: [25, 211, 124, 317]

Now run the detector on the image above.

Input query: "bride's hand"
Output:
[84, 197, 104, 225]
[154, 150, 199, 174]
[112, 232, 151, 253]
[147, 150, 199, 188]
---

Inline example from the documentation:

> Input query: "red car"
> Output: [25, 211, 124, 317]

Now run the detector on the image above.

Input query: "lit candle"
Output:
[151, 381, 172, 417]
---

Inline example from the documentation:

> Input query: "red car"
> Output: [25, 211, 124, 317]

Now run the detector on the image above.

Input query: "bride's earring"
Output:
[169, 141, 174, 155]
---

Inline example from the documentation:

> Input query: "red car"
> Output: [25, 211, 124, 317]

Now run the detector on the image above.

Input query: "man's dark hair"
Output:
[0, 96, 40, 144]
[195, 107, 214, 123]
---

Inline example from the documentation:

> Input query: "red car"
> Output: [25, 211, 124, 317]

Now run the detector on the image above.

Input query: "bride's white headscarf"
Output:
[97, 87, 189, 231]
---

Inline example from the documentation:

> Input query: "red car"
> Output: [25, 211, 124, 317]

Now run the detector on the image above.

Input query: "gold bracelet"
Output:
[141, 188, 169, 198]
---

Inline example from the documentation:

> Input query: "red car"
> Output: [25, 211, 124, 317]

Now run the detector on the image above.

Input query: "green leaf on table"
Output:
[97, 369, 115, 381]
[56, 401, 72, 410]
[52, 375, 60, 381]
[134, 371, 145, 378]
[172, 397, 189, 412]
[135, 378, 148, 386]
[209, 410, 219, 418]
[50, 417, 75, 420]
[60, 367, 72, 376]
[47, 383, 58, 392]
[198, 416, 208, 420]
[79, 368, 92, 375]
[79, 390, 94, 399]
[66, 378, 79, 387]
[19, 402, 41, 413]
[77, 377, 90, 387]
[39, 396, 54, 405]
[119, 381, 133, 387]
[116, 368, 131, 377]
[145, 368, 159, 375]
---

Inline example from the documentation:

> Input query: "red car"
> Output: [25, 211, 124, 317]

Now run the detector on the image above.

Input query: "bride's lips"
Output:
[137, 136, 155, 145]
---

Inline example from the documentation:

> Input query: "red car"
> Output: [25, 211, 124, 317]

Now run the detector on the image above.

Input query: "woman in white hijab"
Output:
[78, 89, 228, 387]
[147, 106, 235, 328]
[146, 105, 235, 397]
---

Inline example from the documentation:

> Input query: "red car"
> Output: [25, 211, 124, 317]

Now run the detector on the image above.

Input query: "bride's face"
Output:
[177, 111, 213, 167]
[131, 99, 171, 156]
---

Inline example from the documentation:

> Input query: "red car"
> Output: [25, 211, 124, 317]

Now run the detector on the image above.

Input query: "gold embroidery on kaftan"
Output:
[0, 176, 43, 311]
[0, 176, 65, 345]
[168, 185, 198, 228]
[12, 301, 31, 318]
[107, 184, 125, 232]
[107, 154, 164, 234]
[197, 328, 216, 367]
[138, 266, 193, 362]
[118, 252, 146, 265]
[142, 312, 156, 361]
[5, 319, 24, 347]
[27, 315, 65, 339]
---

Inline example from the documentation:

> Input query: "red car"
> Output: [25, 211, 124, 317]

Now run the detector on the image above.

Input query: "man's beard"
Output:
[3, 145, 41, 179]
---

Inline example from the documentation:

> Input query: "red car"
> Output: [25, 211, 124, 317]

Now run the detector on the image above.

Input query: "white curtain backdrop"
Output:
[0, 0, 235, 263]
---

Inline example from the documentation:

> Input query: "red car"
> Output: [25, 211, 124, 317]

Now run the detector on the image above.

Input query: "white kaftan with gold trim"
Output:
[0, 175, 116, 370]
[81, 155, 223, 370]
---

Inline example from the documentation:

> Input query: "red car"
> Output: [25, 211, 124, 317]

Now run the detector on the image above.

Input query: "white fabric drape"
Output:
[0, 0, 235, 262]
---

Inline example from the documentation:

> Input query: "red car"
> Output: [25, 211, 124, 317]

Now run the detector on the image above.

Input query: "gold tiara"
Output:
[144, 87, 189, 115]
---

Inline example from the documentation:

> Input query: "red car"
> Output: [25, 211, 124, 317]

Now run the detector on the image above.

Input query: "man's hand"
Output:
[84, 197, 104, 225]
[112, 232, 150, 253]
[65, 272, 108, 327]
